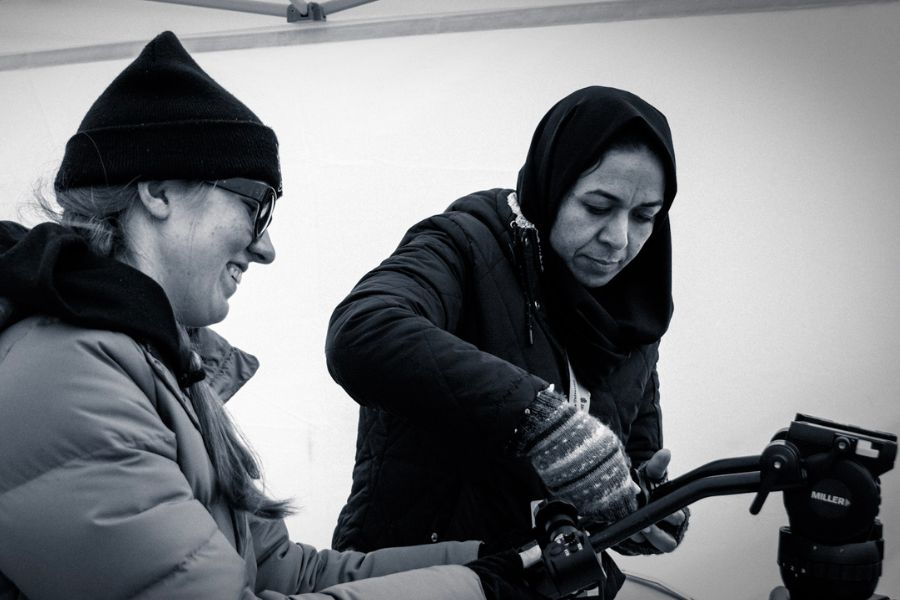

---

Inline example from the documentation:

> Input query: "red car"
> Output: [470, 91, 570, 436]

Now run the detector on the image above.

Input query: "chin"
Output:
[574, 270, 614, 289]
[208, 304, 230, 326]
[182, 303, 229, 328]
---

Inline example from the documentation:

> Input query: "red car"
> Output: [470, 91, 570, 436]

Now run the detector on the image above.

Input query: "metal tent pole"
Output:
[1, 0, 897, 71]
[143, 0, 287, 17]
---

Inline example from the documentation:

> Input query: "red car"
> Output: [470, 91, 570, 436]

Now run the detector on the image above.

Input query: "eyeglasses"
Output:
[205, 178, 278, 241]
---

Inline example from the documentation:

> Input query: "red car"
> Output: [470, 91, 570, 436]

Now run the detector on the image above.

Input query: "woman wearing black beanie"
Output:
[327, 86, 690, 598]
[0, 31, 534, 600]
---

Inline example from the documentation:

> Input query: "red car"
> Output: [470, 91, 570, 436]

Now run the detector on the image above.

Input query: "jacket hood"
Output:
[444, 188, 515, 236]
[0, 221, 195, 384]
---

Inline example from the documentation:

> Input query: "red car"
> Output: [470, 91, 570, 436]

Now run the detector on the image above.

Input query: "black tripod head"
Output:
[770, 415, 896, 600]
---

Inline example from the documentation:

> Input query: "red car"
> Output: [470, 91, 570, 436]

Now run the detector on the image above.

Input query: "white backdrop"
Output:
[1, 3, 899, 598]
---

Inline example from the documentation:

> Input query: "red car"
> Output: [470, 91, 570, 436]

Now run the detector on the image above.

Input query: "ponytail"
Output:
[185, 375, 293, 518]
[179, 328, 292, 519]
[35, 179, 137, 257]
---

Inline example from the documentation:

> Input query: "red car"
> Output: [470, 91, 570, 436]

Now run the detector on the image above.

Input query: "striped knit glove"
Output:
[514, 387, 639, 524]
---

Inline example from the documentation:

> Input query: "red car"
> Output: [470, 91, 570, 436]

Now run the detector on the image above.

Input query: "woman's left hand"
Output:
[625, 449, 689, 553]
[627, 509, 687, 553]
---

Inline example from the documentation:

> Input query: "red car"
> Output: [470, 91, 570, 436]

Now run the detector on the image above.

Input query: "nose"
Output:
[597, 211, 628, 251]
[248, 230, 276, 264]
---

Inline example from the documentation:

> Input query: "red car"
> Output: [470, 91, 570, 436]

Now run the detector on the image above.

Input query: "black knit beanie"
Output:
[54, 31, 282, 195]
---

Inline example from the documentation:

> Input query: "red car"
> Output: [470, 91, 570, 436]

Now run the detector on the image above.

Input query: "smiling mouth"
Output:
[227, 263, 243, 284]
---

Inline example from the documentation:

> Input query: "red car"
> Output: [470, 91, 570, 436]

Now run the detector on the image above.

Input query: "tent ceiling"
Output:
[1, 0, 895, 70]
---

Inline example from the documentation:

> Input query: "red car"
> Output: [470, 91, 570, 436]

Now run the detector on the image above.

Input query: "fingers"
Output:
[628, 531, 646, 544]
[769, 586, 791, 600]
[628, 478, 642, 496]
[627, 510, 684, 552]
[663, 509, 687, 527]
[643, 448, 671, 481]
[639, 524, 677, 553]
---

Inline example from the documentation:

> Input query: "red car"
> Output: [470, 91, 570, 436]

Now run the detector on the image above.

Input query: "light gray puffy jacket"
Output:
[0, 317, 483, 599]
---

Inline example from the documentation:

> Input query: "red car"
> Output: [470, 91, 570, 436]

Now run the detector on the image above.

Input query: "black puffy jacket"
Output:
[326, 189, 663, 553]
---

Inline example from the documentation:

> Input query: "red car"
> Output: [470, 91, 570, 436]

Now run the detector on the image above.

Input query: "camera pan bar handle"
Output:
[588, 470, 803, 551]
[589, 439, 809, 550]
[651, 455, 762, 497]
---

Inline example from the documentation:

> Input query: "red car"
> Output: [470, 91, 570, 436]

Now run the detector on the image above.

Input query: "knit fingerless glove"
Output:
[513, 387, 638, 523]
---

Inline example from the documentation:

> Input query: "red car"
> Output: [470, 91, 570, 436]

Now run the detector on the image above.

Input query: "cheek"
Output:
[550, 219, 579, 259]
[180, 262, 228, 326]
[551, 209, 593, 257]
[173, 240, 228, 303]
[197, 198, 254, 253]
[627, 226, 655, 257]
[199, 218, 247, 262]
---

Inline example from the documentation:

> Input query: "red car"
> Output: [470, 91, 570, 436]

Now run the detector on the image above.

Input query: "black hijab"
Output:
[516, 86, 677, 383]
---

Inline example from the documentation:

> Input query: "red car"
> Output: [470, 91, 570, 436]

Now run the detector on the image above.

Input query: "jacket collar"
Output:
[143, 327, 258, 432]
[145, 325, 258, 403]
[191, 327, 259, 403]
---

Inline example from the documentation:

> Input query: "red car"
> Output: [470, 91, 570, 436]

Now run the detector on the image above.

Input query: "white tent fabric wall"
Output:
[1, 3, 899, 599]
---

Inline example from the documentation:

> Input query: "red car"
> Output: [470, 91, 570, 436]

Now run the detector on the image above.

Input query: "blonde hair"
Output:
[182, 329, 292, 519]
[36, 179, 138, 257]
[37, 180, 291, 519]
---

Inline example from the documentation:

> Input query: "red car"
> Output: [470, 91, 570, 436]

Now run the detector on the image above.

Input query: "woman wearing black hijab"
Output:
[326, 86, 688, 592]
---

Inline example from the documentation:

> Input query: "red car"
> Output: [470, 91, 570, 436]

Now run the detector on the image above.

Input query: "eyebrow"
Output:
[583, 189, 664, 207]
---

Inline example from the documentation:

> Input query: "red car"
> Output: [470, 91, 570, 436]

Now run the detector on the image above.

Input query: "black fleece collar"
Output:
[0, 221, 198, 384]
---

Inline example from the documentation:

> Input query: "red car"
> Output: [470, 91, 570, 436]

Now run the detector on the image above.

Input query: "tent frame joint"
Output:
[287, 1, 326, 21]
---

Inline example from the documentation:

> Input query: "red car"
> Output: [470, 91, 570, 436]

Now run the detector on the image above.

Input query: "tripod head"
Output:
[769, 415, 895, 599]
[523, 414, 897, 599]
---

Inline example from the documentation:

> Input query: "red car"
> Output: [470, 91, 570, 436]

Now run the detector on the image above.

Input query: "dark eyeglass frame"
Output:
[204, 178, 278, 241]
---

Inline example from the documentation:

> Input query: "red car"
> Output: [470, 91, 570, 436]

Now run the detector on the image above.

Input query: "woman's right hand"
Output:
[514, 387, 639, 524]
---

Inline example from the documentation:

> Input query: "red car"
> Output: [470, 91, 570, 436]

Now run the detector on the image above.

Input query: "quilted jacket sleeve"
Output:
[251, 517, 484, 599]
[624, 359, 663, 467]
[0, 320, 253, 599]
[325, 213, 548, 448]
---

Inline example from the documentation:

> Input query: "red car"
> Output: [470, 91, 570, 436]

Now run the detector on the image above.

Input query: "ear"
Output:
[136, 181, 172, 221]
